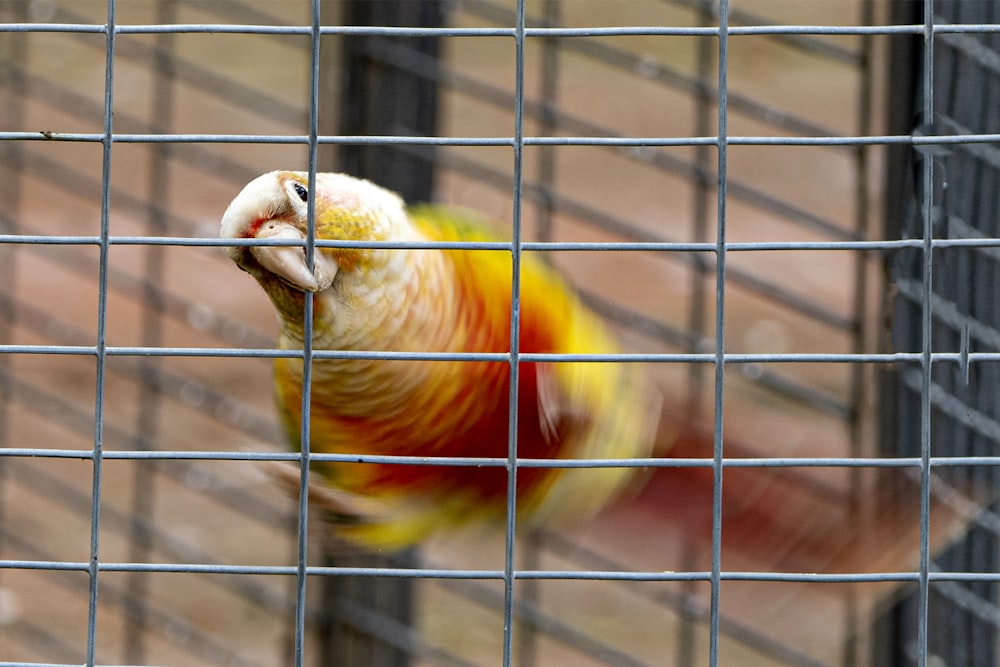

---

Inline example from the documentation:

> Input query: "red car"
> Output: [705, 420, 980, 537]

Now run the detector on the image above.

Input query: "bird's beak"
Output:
[252, 221, 338, 292]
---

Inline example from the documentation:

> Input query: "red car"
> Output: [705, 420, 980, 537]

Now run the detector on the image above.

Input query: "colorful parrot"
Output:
[221, 171, 660, 550]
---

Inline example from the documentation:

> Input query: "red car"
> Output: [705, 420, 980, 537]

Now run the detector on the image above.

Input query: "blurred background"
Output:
[1, 1, 999, 665]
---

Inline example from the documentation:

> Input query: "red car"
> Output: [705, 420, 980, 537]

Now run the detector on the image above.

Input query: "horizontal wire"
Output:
[4, 345, 1000, 366]
[0, 132, 514, 145]
[4, 446, 998, 469]
[3, 558, 998, 584]
[5, 130, 1000, 147]
[4, 234, 1000, 253]
[6, 22, 1000, 37]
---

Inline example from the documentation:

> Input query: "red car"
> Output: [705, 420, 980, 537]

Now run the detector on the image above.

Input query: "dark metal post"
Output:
[878, 1, 1000, 665]
[331, 0, 445, 204]
[316, 2, 446, 665]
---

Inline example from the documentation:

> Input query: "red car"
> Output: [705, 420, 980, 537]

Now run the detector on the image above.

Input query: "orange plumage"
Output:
[221, 171, 659, 549]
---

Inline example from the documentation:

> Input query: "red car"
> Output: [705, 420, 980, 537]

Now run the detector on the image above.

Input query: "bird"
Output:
[221, 170, 661, 550]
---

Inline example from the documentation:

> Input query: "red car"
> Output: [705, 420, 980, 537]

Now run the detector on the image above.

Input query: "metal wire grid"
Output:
[877, 2, 1000, 664]
[0, 0, 876, 664]
[0, 0, 996, 666]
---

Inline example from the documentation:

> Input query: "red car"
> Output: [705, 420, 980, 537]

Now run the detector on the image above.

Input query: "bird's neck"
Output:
[275, 246, 456, 354]
[273, 246, 461, 419]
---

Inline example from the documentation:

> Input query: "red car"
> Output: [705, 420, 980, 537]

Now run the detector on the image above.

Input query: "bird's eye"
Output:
[293, 182, 309, 203]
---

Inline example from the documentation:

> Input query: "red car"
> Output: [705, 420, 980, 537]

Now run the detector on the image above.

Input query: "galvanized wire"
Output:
[708, 3, 728, 664]
[916, 7, 937, 664]
[84, 2, 116, 665]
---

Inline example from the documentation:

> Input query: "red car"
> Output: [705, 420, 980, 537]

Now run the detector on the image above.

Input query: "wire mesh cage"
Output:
[876, 1, 1000, 665]
[0, 1, 997, 666]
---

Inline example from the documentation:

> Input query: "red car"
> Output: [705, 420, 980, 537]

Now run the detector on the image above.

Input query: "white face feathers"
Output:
[220, 171, 339, 292]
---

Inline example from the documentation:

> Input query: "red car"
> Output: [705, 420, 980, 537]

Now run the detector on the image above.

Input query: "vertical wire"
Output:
[502, 0, 528, 665]
[293, 1, 323, 665]
[917, 2, 936, 666]
[709, 2, 729, 666]
[87, 1, 117, 665]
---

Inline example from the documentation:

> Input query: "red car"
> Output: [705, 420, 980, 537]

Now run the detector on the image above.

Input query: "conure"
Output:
[221, 171, 660, 550]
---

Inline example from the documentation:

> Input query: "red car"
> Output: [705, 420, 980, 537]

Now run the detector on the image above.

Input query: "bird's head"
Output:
[220, 170, 409, 293]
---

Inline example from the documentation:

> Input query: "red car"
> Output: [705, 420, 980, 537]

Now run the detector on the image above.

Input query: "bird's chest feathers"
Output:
[280, 250, 463, 417]
[323, 250, 451, 349]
